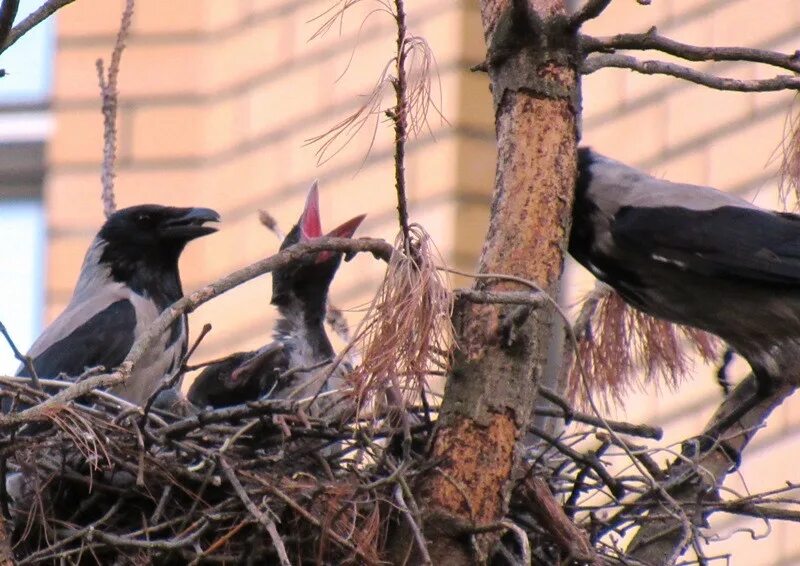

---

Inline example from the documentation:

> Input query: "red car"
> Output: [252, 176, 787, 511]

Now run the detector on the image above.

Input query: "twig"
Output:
[568, 0, 612, 29]
[582, 28, 800, 74]
[582, 53, 800, 92]
[713, 502, 800, 523]
[391, 0, 411, 250]
[219, 456, 290, 566]
[141, 322, 211, 423]
[264, 481, 372, 561]
[96, 0, 134, 218]
[0, 0, 19, 57]
[532, 407, 662, 440]
[395, 484, 432, 565]
[532, 426, 623, 498]
[0, 320, 39, 389]
[454, 288, 547, 306]
[1, 0, 75, 55]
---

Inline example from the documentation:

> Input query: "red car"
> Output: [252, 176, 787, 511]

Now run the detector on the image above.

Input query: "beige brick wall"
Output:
[46, 0, 800, 562]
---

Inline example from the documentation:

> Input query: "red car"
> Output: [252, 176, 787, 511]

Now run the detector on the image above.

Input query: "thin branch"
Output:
[263, 481, 374, 562]
[582, 28, 800, 74]
[391, 0, 411, 249]
[219, 457, 290, 566]
[568, 0, 612, 29]
[532, 406, 663, 440]
[96, 0, 134, 218]
[0, 320, 39, 389]
[0, 0, 75, 55]
[532, 426, 623, 498]
[0, 0, 19, 56]
[582, 53, 800, 92]
[395, 484, 432, 565]
[714, 502, 800, 523]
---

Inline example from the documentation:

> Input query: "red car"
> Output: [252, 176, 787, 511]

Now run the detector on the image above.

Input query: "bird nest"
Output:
[0, 376, 430, 565]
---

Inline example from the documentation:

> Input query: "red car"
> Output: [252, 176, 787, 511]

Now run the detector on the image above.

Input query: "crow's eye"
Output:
[136, 213, 152, 223]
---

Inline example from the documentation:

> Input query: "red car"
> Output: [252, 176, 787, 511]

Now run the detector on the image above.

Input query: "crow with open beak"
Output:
[12, 205, 219, 407]
[570, 147, 800, 437]
[187, 182, 364, 414]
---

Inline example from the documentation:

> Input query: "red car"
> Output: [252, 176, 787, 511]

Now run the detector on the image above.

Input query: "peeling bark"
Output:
[391, 0, 580, 562]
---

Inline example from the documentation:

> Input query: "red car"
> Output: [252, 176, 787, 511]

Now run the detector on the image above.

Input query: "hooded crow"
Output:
[570, 148, 800, 432]
[188, 183, 364, 415]
[13, 205, 219, 407]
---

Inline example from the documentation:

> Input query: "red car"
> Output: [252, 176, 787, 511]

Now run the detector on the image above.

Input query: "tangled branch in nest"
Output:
[567, 288, 720, 409]
[1, 370, 795, 564]
[0, 376, 426, 564]
[348, 225, 454, 416]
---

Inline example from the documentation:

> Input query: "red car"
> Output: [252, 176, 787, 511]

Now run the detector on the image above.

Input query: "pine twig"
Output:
[96, 0, 135, 218]
[391, 0, 411, 251]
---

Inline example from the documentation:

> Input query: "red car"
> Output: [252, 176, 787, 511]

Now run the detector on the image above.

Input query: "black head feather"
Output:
[98, 204, 220, 308]
[270, 185, 364, 325]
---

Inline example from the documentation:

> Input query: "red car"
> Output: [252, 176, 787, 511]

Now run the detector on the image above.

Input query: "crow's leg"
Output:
[715, 348, 735, 396]
[682, 372, 772, 469]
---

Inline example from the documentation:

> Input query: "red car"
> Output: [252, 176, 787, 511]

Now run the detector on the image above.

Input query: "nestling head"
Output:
[271, 182, 365, 312]
[98, 204, 220, 265]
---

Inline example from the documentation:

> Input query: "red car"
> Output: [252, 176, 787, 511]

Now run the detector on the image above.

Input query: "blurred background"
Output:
[1, 0, 799, 562]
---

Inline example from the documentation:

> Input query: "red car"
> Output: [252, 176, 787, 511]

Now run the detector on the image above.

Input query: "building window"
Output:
[0, 0, 54, 372]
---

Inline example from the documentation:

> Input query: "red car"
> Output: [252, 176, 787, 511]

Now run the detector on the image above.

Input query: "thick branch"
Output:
[0, 0, 75, 55]
[582, 29, 800, 74]
[583, 53, 800, 92]
[626, 375, 796, 564]
[394, 0, 578, 562]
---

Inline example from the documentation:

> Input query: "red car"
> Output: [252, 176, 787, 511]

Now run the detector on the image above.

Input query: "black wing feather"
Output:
[18, 299, 136, 380]
[612, 205, 800, 285]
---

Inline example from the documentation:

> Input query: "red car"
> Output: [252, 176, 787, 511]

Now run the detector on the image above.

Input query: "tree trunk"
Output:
[391, 1, 579, 563]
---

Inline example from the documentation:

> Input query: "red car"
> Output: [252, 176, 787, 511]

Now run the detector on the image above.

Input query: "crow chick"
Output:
[188, 182, 364, 415]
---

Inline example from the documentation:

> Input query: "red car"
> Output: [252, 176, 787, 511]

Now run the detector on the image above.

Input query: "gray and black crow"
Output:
[188, 183, 364, 414]
[570, 148, 800, 434]
[14, 204, 219, 407]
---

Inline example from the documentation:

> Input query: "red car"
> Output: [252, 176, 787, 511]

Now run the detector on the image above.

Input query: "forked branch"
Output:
[96, 0, 135, 218]
[583, 53, 800, 92]
[582, 29, 800, 73]
[580, 26, 800, 94]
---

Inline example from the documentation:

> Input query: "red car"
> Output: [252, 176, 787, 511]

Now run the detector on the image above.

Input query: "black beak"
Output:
[161, 207, 220, 240]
